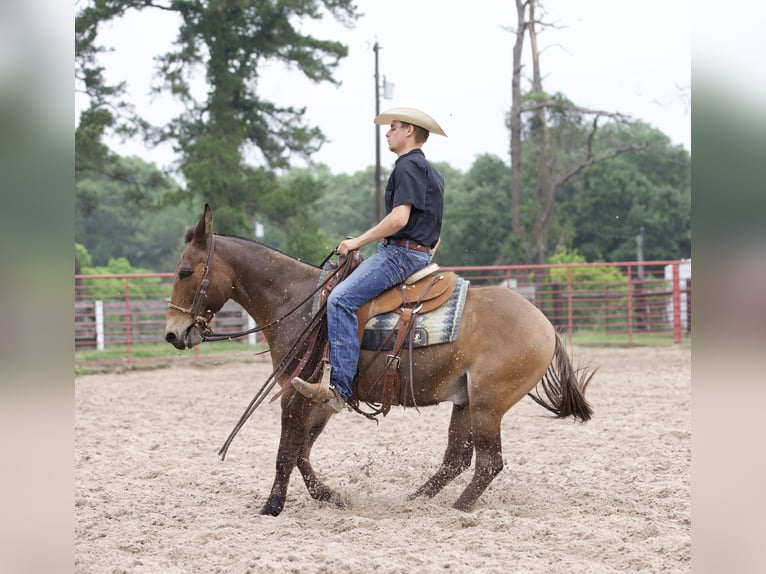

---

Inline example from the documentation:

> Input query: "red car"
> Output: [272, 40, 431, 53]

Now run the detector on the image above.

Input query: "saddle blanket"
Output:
[360, 276, 469, 350]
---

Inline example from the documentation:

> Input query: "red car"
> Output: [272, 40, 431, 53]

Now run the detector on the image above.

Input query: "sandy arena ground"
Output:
[75, 345, 690, 573]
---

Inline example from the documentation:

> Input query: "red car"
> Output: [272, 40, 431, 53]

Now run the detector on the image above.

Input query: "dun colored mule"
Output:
[164, 205, 594, 516]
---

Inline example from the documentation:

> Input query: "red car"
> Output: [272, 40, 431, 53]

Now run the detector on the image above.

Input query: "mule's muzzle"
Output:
[164, 330, 187, 350]
[164, 322, 206, 350]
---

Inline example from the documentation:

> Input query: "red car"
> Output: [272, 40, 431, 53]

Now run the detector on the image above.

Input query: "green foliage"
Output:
[76, 242, 153, 276]
[75, 0, 360, 258]
[165, 0, 358, 180]
[314, 164, 378, 256]
[73, 128, 690, 273]
[545, 248, 627, 285]
[75, 1, 148, 186]
[75, 155, 200, 271]
[564, 129, 691, 262]
[543, 248, 630, 331]
[75, 3, 691, 274]
[76, 253, 168, 301]
[75, 254, 172, 346]
[75, 243, 92, 270]
[84, 256, 152, 276]
[437, 155, 512, 266]
[258, 167, 334, 263]
[513, 113, 691, 263]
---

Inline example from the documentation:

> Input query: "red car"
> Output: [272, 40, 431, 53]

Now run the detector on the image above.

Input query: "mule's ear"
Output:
[192, 204, 213, 243]
[203, 204, 213, 236]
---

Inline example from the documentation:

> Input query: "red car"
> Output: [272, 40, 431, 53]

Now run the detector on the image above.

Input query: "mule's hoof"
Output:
[451, 500, 475, 513]
[260, 501, 283, 517]
[330, 492, 347, 509]
[410, 484, 439, 499]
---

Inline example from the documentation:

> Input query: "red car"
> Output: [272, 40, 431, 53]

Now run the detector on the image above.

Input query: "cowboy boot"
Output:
[291, 376, 345, 413]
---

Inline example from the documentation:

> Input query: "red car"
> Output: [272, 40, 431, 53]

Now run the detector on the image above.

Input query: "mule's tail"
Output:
[527, 333, 595, 422]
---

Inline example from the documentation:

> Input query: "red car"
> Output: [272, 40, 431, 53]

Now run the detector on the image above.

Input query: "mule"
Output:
[164, 205, 594, 516]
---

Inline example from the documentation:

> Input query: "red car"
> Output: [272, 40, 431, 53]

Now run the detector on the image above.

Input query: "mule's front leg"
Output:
[260, 394, 311, 516]
[411, 403, 474, 499]
[296, 403, 346, 508]
[261, 446, 297, 516]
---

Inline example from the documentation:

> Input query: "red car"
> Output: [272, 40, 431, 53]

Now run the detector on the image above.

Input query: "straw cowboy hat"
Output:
[374, 106, 447, 137]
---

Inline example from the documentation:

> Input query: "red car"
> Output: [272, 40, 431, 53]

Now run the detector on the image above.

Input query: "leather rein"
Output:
[167, 234, 338, 342]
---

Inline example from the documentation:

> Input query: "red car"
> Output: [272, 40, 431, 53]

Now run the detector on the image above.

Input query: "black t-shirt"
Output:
[384, 148, 444, 248]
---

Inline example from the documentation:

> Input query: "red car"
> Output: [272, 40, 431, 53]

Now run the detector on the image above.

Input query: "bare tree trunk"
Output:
[528, 0, 553, 264]
[510, 0, 527, 240]
[516, 1, 648, 265]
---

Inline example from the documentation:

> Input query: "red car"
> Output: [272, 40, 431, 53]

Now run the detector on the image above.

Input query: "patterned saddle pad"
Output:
[360, 276, 469, 350]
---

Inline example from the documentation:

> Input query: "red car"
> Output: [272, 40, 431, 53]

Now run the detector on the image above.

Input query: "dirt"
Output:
[75, 345, 690, 573]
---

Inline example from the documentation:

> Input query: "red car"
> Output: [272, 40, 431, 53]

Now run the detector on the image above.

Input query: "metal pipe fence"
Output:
[74, 260, 690, 367]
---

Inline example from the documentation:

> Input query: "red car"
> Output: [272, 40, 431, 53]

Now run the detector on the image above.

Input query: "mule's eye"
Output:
[178, 268, 193, 280]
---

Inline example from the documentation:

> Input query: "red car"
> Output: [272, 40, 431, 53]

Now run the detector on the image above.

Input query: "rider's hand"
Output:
[336, 237, 359, 256]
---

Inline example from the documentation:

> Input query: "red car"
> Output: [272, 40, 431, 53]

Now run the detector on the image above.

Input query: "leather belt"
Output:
[384, 238, 431, 254]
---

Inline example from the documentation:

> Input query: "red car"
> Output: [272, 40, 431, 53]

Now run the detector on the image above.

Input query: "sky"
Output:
[81, 0, 691, 176]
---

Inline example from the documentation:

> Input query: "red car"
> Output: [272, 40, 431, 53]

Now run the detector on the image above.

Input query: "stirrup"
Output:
[318, 362, 332, 397]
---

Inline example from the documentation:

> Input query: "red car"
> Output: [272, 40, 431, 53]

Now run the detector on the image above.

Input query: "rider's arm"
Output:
[336, 204, 411, 255]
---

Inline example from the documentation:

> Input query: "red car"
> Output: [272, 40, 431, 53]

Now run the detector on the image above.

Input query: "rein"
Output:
[202, 272, 331, 342]
[218, 252, 360, 460]
[167, 236, 338, 342]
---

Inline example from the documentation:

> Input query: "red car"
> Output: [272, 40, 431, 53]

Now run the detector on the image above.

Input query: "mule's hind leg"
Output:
[452, 408, 504, 512]
[411, 402, 474, 499]
[296, 403, 345, 508]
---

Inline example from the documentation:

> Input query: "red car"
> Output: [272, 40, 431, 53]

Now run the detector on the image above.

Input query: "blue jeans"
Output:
[327, 242, 431, 400]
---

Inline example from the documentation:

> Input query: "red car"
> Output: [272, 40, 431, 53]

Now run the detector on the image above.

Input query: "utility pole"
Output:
[373, 41, 393, 223]
[374, 41, 382, 222]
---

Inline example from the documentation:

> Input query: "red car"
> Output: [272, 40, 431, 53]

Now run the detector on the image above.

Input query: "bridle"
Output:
[167, 235, 344, 342]
[167, 234, 217, 334]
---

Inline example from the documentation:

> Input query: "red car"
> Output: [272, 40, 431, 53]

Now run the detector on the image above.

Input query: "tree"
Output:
[313, 161, 467, 264]
[75, 0, 166, 202]
[260, 166, 334, 263]
[76, 155, 200, 271]
[314, 164, 379, 256]
[505, 0, 650, 264]
[564, 127, 691, 263]
[525, 4, 648, 263]
[438, 155, 511, 266]
[508, 0, 528, 239]
[75, 0, 360, 237]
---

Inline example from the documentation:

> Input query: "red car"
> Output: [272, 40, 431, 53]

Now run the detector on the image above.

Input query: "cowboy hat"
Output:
[374, 106, 447, 137]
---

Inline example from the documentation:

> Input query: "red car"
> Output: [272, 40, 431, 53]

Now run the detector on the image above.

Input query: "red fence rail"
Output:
[440, 260, 691, 345]
[74, 260, 690, 367]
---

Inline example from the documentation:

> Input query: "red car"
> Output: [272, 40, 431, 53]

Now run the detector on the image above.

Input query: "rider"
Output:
[292, 105, 447, 411]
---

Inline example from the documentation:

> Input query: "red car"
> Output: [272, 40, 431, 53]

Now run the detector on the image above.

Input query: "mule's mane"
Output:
[215, 233, 322, 269]
[183, 221, 326, 269]
[215, 233, 319, 269]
